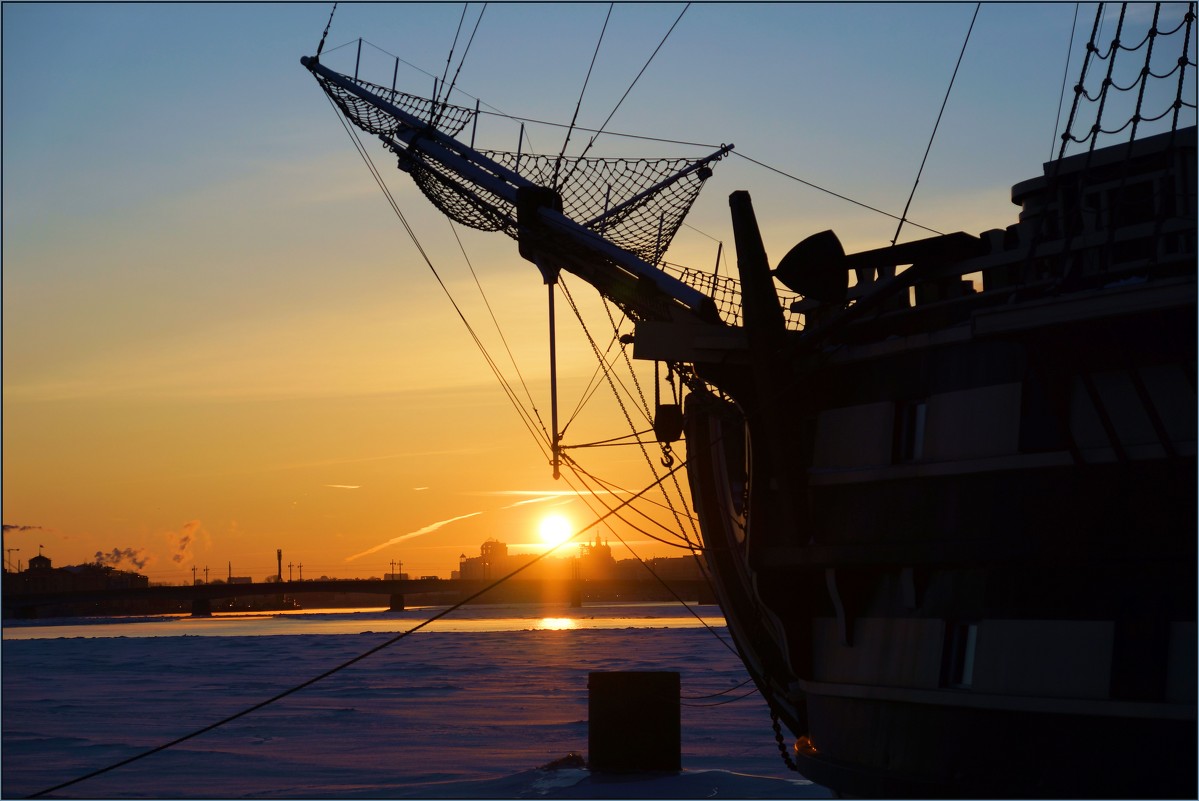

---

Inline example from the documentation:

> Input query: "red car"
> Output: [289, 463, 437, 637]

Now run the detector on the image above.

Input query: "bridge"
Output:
[3, 577, 716, 618]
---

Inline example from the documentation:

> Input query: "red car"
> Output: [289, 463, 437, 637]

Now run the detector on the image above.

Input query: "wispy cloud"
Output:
[345, 511, 483, 562]
[324, 484, 361, 489]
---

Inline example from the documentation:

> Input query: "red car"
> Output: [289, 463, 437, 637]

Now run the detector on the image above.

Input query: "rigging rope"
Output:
[445, 218, 550, 446]
[322, 91, 552, 460]
[326, 76, 711, 568]
[434, 3, 487, 130]
[437, 4, 469, 106]
[1058, 2, 1196, 155]
[329, 66, 716, 598]
[554, 3, 614, 189]
[559, 281, 699, 547]
[324, 36, 950, 241]
[559, 3, 691, 187]
[321, 62, 712, 560]
[316, 2, 338, 57]
[891, 2, 980, 246]
[1051, 3, 1083, 159]
[563, 454, 702, 548]
[733, 151, 945, 237]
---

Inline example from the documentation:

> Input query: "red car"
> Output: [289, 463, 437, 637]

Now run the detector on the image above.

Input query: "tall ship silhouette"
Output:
[303, 4, 1196, 796]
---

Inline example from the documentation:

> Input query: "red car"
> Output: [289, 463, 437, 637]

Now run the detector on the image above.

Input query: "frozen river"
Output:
[3, 602, 833, 798]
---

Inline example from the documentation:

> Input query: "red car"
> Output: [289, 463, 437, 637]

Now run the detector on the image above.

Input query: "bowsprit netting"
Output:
[400, 144, 726, 266]
[311, 62, 728, 267]
[478, 150, 721, 265]
[315, 72, 477, 139]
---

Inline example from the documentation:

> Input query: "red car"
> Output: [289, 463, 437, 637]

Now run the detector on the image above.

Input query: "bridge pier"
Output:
[191, 597, 213, 617]
[389, 593, 405, 612]
[569, 581, 582, 608]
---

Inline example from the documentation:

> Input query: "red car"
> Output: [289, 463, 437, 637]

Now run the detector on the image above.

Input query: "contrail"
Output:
[475, 489, 629, 498]
[345, 511, 483, 562]
[502, 497, 559, 508]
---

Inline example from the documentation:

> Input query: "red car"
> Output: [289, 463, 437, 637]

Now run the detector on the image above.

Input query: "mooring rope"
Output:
[27, 461, 693, 799]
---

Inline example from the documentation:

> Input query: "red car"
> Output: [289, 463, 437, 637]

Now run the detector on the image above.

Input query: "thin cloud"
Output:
[324, 484, 361, 489]
[345, 511, 483, 562]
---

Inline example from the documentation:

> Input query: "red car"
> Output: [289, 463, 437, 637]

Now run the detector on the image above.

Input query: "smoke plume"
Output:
[94, 547, 151, 570]
[170, 520, 203, 564]
[3, 524, 44, 534]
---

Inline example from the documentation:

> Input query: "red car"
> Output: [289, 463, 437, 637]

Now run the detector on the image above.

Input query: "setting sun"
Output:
[537, 514, 574, 547]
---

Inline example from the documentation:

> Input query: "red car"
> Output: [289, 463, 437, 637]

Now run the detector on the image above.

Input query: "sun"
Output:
[538, 514, 574, 546]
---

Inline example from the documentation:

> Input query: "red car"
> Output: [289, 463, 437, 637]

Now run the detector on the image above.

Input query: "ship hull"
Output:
[687, 408, 1196, 796]
[684, 283, 1197, 797]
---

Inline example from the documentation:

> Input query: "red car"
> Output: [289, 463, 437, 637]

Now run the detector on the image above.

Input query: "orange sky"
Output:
[7, 3, 1176, 583]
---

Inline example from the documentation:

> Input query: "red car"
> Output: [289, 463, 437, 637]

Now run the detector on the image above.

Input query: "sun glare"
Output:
[538, 514, 573, 546]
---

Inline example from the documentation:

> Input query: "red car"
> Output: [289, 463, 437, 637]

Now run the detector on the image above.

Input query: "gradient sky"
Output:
[4, 3, 1193, 582]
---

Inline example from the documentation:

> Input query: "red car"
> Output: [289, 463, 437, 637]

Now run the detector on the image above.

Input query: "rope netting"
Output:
[403, 146, 718, 266]
[660, 262, 803, 329]
[481, 150, 717, 265]
[315, 72, 476, 139]
[313, 66, 724, 267]
[1059, 2, 1196, 155]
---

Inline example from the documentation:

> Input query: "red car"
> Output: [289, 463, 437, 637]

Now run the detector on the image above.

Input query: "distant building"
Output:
[5, 553, 149, 594]
[460, 539, 514, 580]
[614, 555, 705, 581]
[579, 533, 617, 580]
[457, 536, 622, 582]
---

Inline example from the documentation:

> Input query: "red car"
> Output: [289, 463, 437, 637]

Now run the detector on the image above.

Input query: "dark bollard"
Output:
[588, 671, 680, 773]
[389, 593, 405, 611]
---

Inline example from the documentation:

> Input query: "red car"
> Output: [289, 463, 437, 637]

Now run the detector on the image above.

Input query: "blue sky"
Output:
[3, 3, 1194, 580]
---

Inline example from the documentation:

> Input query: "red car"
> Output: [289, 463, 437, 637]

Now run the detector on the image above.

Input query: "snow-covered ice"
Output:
[2, 605, 834, 798]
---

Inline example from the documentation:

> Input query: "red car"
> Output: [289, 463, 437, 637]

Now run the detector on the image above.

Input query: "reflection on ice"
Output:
[2, 601, 725, 640]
